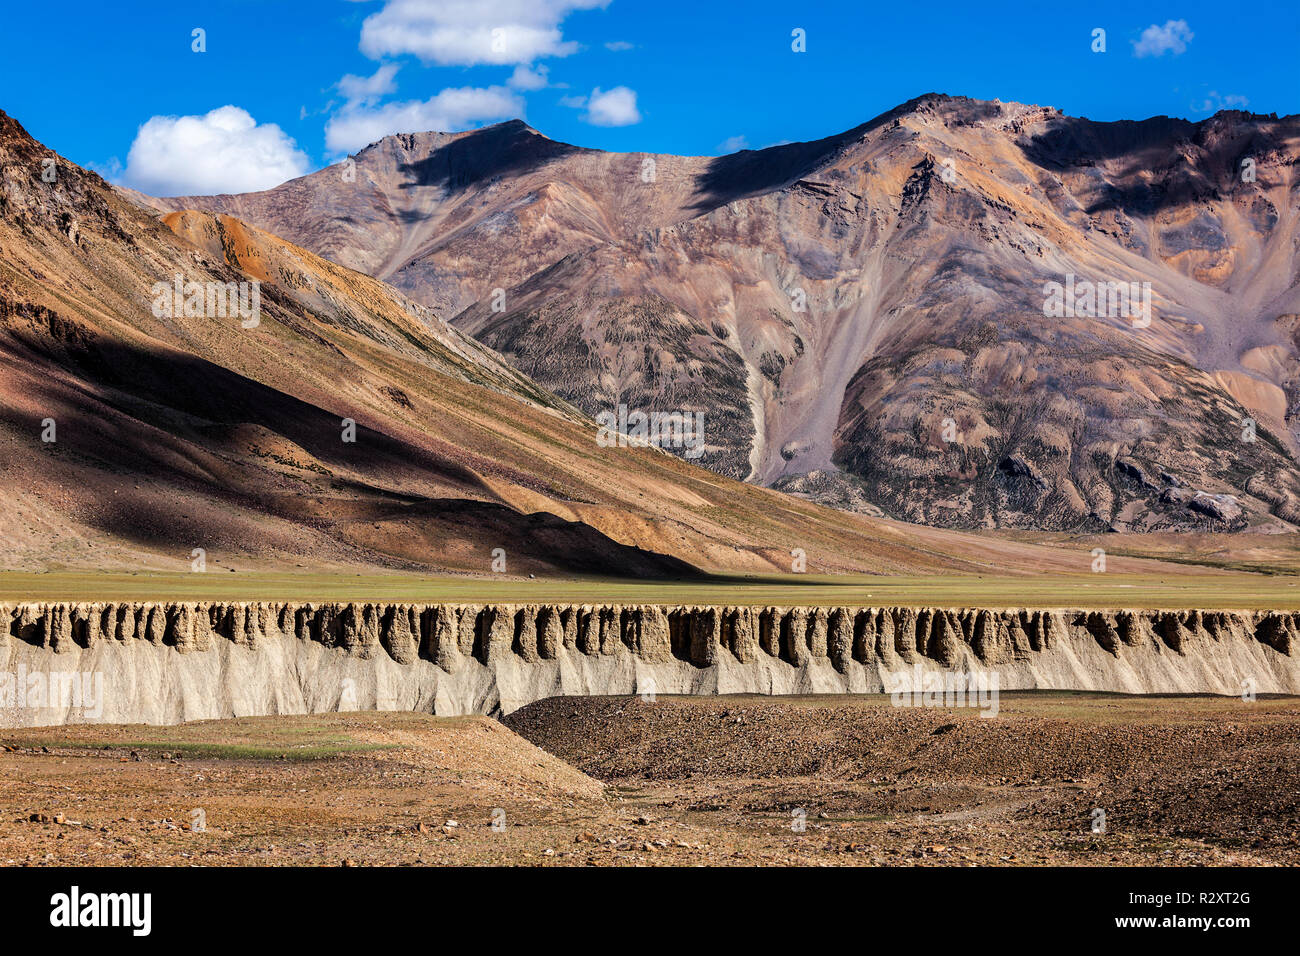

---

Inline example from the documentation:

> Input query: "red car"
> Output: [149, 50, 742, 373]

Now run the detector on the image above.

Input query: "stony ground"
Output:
[508, 692, 1300, 865]
[2, 692, 1297, 866]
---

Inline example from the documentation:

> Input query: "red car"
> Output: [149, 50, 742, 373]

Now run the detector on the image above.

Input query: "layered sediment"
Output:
[3, 602, 1298, 726]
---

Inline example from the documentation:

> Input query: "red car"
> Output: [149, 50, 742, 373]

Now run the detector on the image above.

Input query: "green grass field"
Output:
[4, 712, 451, 759]
[3, 569, 1300, 609]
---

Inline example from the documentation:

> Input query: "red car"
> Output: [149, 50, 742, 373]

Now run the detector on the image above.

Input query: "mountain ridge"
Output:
[4, 103, 1157, 577]
[126, 95, 1300, 532]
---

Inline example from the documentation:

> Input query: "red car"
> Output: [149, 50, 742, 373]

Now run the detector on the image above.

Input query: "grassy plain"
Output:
[3, 569, 1300, 609]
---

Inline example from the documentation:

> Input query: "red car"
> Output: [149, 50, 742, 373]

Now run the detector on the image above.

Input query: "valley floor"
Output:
[2, 693, 1297, 867]
[5, 570, 1300, 610]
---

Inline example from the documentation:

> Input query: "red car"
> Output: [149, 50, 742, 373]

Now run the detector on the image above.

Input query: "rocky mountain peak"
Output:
[124, 97, 1300, 533]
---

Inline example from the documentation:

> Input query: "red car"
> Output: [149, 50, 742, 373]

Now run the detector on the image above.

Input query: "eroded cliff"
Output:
[3, 601, 1297, 726]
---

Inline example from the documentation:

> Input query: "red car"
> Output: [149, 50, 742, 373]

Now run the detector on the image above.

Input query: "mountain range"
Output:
[4, 103, 1140, 577]
[141, 94, 1300, 534]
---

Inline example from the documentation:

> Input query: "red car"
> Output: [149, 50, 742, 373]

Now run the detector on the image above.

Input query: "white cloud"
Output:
[121, 106, 311, 196]
[1193, 90, 1250, 113]
[325, 86, 524, 153]
[717, 135, 749, 153]
[579, 86, 640, 126]
[1133, 20, 1193, 58]
[359, 0, 609, 66]
[338, 64, 401, 106]
[507, 64, 550, 90]
[604, 40, 633, 51]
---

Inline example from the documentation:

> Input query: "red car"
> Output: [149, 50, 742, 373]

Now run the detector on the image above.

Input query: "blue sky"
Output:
[3, 0, 1298, 195]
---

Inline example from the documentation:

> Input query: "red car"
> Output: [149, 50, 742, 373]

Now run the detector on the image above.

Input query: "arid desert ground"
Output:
[3, 693, 1297, 867]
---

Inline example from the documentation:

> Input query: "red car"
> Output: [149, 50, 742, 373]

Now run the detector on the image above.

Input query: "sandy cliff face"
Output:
[3, 600, 1296, 726]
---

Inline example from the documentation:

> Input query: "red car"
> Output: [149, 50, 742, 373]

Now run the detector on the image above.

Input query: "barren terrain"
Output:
[2, 694, 1296, 866]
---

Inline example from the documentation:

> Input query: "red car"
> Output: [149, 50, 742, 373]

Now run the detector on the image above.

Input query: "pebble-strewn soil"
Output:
[505, 692, 1300, 866]
[2, 694, 1296, 866]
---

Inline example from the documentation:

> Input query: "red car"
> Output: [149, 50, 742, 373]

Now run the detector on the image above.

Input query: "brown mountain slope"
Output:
[1, 106, 1151, 578]
[151, 95, 1300, 533]
[137, 121, 708, 317]
[459, 98, 1300, 532]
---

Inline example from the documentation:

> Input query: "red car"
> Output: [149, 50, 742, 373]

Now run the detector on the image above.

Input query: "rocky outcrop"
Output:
[2, 601, 1297, 726]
